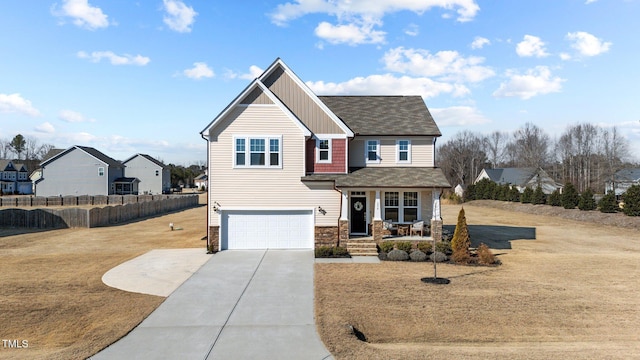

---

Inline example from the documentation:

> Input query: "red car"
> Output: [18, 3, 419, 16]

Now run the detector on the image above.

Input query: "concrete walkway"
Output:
[92, 250, 333, 360]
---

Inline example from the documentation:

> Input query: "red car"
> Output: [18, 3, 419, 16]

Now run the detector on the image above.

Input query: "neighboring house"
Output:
[122, 154, 171, 194]
[454, 184, 465, 198]
[35, 145, 126, 196]
[474, 167, 561, 194]
[605, 168, 640, 197]
[0, 160, 32, 194]
[194, 170, 207, 190]
[200, 58, 450, 252]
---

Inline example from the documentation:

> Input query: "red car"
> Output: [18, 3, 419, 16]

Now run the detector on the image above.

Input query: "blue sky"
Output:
[1, 0, 638, 165]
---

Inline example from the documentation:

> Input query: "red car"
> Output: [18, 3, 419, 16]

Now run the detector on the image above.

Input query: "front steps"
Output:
[346, 239, 378, 256]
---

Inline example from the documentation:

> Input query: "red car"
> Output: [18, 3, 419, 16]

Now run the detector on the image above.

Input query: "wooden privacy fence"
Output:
[0, 195, 198, 229]
[0, 194, 169, 207]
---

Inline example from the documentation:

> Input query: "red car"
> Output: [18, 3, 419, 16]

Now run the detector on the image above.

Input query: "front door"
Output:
[350, 196, 367, 234]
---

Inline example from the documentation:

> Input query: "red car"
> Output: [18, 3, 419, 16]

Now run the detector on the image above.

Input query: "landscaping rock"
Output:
[386, 249, 409, 261]
[377, 251, 387, 261]
[409, 250, 427, 262]
[429, 251, 448, 262]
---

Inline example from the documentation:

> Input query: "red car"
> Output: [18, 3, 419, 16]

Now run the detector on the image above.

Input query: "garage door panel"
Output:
[221, 210, 313, 250]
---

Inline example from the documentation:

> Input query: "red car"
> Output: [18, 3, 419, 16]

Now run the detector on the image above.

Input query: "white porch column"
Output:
[340, 191, 349, 220]
[374, 190, 382, 220]
[432, 189, 442, 220]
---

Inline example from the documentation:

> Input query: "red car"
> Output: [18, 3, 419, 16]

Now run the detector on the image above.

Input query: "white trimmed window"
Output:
[98, 167, 105, 176]
[384, 191, 419, 223]
[366, 140, 380, 163]
[234, 136, 282, 168]
[396, 140, 411, 164]
[316, 139, 331, 163]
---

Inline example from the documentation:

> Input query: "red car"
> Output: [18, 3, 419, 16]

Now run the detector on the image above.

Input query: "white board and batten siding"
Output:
[209, 105, 340, 248]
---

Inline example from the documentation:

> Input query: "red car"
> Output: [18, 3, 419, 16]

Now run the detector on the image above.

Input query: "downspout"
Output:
[201, 131, 212, 253]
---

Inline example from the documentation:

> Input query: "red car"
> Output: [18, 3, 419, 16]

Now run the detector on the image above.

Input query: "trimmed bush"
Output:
[622, 185, 640, 216]
[315, 246, 333, 258]
[395, 241, 413, 253]
[463, 183, 476, 201]
[332, 246, 349, 257]
[598, 191, 618, 213]
[578, 188, 596, 211]
[416, 241, 433, 254]
[429, 251, 448, 262]
[548, 189, 562, 207]
[508, 187, 521, 202]
[562, 182, 579, 209]
[477, 243, 497, 265]
[451, 208, 471, 260]
[380, 241, 395, 253]
[386, 249, 409, 261]
[435, 241, 452, 255]
[409, 250, 427, 262]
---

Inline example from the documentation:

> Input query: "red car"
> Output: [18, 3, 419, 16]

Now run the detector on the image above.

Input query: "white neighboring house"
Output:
[194, 169, 207, 190]
[122, 154, 171, 195]
[474, 167, 562, 194]
[605, 168, 640, 197]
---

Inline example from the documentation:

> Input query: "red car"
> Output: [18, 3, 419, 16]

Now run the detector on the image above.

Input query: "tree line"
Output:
[437, 122, 636, 193]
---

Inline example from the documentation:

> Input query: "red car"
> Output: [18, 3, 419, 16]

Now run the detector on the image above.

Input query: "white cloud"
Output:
[430, 106, 490, 126]
[471, 36, 490, 49]
[0, 93, 41, 117]
[225, 65, 264, 80]
[315, 20, 386, 45]
[183, 62, 214, 79]
[559, 52, 572, 61]
[493, 66, 565, 100]
[163, 0, 197, 33]
[516, 35, 549, 57]
[35, 122, 56, 134]
[566, 31, 611, 57]
[52, 0, 110, 30]
[270, 0, 480, 26]
[307, 73, 470, 99]
[585, 0, 598, 4]
[77, 51, 150, 66]
[404, 23, 419, 37]
[58, 109, 96, 123]
[382, 47, 495, 83]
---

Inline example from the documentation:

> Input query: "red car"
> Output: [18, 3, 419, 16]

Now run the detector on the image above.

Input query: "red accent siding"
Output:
[305, 138, 346, 174]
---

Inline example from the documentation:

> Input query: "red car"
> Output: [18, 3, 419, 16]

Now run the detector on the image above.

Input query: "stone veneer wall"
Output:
[315, 226, 339, 248]
[338, 220, 349, 247]
[208, 226, 220, 253]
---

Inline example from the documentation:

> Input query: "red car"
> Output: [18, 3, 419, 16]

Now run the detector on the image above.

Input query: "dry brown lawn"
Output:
[0, 196, 207, 360]
[316, 202, 640, 359]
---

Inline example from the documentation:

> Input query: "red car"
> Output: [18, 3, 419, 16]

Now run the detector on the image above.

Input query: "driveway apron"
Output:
[92, 250, 333, 360]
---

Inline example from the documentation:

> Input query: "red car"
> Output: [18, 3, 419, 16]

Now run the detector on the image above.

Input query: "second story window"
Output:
[397, 140, 411, 163]
[366, 140, 380, 163]
[98, 167, 105, 176]
[316, 139, 331, 163]
[234, 136, 282, 168]
[155, 170, 159, 176]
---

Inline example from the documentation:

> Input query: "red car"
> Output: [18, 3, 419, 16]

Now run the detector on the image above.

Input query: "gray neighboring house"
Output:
[122, 154, 171, 195]
[605, 168, 640, 197]
[35, 145, 125, 197]
[475, 167, 562, 194]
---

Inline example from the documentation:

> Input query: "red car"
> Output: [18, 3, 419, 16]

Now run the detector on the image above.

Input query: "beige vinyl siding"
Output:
[208, 104, 340, 227]
[263, 67, 344, 134]
[349, 137, 435, 167]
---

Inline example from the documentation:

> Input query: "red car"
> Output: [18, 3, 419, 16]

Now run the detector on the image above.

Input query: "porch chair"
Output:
[383, 220, 397, 236]
[410, 220, 425, 237]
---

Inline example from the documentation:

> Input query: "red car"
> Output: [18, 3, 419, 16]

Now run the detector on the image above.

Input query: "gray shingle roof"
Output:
[123, 154, 167, 168]
[318, 96, 441, 136]
[482, 168, 538, 187]
[615, 168, 640, 181]
[41, 146, 123, 168]
[302, 167, 451, 188]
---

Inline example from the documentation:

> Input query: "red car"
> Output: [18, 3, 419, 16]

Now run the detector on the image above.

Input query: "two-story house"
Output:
[200, 58, 450, 252]
[0, 160, 32, 195]
[35, 145, 127, 197]
[122, 154, 171, 195]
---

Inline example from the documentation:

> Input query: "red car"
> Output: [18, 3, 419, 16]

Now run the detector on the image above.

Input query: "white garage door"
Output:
[221, 209, 314, 250]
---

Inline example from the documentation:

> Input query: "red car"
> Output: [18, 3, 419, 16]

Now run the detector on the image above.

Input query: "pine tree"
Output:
[598, 191, 618, 213]
[451, 207, 471, 263]
[548, 189, 562, 206]
[521, 187, 533, 204]
[578, 188, 596, 211]
[532, 185, 546, 205]
[622, 185, 640, 216]
[561, 183, 579, 209]
[509, 186, 521, 202]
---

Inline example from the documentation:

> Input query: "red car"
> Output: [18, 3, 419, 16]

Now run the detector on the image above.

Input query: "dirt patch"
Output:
[315, 203, 640, 359]
[0, 203, 207, 360]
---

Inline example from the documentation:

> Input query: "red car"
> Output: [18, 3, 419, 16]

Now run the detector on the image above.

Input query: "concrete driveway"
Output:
[92, 250, 333, 360]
